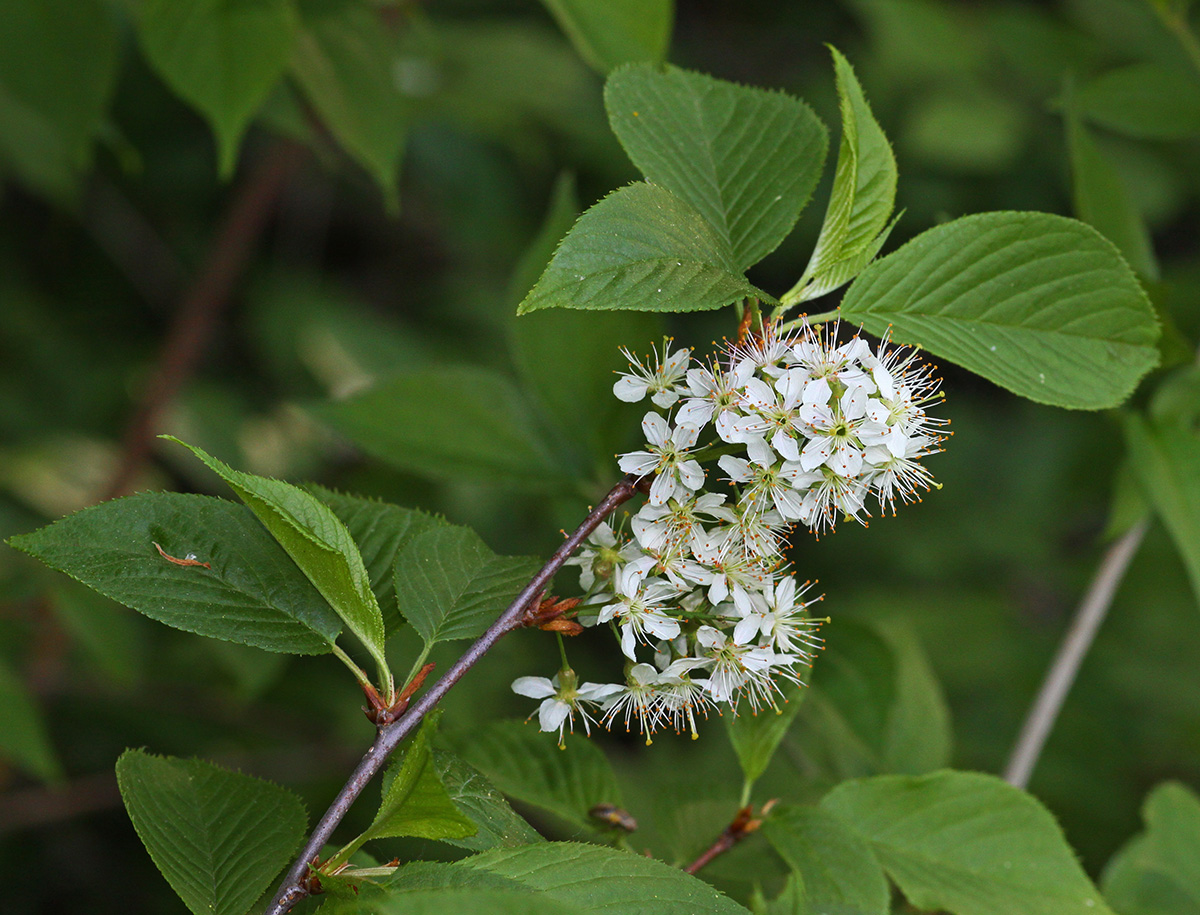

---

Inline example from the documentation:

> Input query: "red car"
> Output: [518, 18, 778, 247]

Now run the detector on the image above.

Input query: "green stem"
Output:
[404, 645, 432, 690]
[739, 777, 754, 808]
[777, 308, 841, 336]
[556, 632, 571, 671]
[331, 643, 373, 691]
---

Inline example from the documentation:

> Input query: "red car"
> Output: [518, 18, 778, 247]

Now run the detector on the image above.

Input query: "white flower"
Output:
[613, 343, 691, 408]
[798, 377, 868, 478]
[563, 521, 642, 592]
[675, 359, 756, 441]
[694, 625, 777, 706]
[597, 564, 682, 659]
[512, 672, 623, 747]
[618, 412, 705, 506]
[600, 663, 668, 742]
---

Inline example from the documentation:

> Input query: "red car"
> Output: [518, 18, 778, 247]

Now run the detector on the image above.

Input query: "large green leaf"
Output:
[784, 47, 897, 306]
[1103, 782, 1200, 915]
[137, 0, 297, 174]
[310, 367, 570, 489]
[461, 842, 751, 914]
[517, 182, 769, 315]
[821, 771, 1115, 915]
[8, 493, 341, 654]
[539, 0, 672, 73]
[1066, 88, 1158, 281]
[763, 805, 890, 915]
[450, 721, 621, 829]
[1078, 62, 1200, 140]
[0, 0, 118, 199]
[606, 64, 828, 270]
[726, 680, 806, 789]
[308, 486, 445, 634]
[839, 211, 1160, 409]
[433, 751, 545, 850]
[116, 750, 307, 915]
[167, 439, 387, 678]
[322, 887, 572, 915]
[0, 657, 61, 783]
[393, 525, 539, 647]
[290, 0, 410, 207]
[1124, 414, 1200, 607]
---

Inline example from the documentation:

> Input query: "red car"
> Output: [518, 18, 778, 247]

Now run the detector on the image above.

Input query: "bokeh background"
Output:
[1, 0, 1198, 911]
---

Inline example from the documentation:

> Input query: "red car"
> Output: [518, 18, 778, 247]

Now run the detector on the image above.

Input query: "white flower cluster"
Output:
[512, 322, 946, 746]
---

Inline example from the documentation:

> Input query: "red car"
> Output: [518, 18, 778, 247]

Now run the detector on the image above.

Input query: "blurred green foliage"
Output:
[1, 0, 1199, 913]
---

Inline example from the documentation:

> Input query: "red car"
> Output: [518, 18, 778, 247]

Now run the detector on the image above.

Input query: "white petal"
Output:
[641, 411, 670, 446]
[746, 435, 775, 468]
[718, 454, 753, 482]
[677, 460, 705, 490]
[649, 470, 677, 506]
[651, 388, 680, 408]
[672, 422, 701, 450]
[618, 452, 659, 475]
[537, 699, 571, 732]
[773, 486, 804, 520]
[771, 428, 801, 462]
[733, 615, 761, 646]
[512, 676, 556, 699]
[676, 399, 714, 428]
[831, 442, 863, 478]
[873, 364, 896, 400]
[620, 624, 638, 660]
[644, 613, 681, 641]
[800, 436, 834, 471]
[613, 376, 649, 403]
[743, 377, 775, 410]
[714, 409, 742, 443]
[802, 377, 831, 407]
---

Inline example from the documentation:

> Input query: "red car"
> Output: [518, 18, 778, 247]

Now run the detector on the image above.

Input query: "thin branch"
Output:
[104, 140, 306, 500]
[684, 803, 771, 876]
[263, 475, 642, 915]
[1003, 518, 1149, 788]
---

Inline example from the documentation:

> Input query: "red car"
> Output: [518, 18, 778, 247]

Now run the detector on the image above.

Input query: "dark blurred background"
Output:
[1, 0, 1198, 911]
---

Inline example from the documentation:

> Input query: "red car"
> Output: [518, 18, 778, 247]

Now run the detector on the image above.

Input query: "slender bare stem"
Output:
[1003, 519, 1149, 788]
[263, 475, 642, 915]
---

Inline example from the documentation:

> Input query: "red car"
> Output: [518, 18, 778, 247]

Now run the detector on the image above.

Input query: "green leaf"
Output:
[539, 0, 672, 73]
[310, 367, 571, 490]
[450, 721, 622, 829]
[763, 805, 890, 915]
[393, 525, 539, 647]
[1078, 62, 1200, 140]
[115, 749, 307, 915]
[166, 438, 388, 680]
[7, 493, 341, 654]
[137, 0, 298, 175]
[290, 0, 410, 207]
[726, 680, 806, 788]
[839, 211, 1160, 410]
[0, 0, 119, 199]
[323, 886, 572, 915]
[1066, 85, 1158, 280]
[433, 751, 545, 850]
[517, 182, 769, 315]
[784, 47, 897, 307]
[1103, 782, 1200, 915]
[1124, 414, 1200, 606]
[307, 486, 446, 634]
[364, 715, 476, 845]
[0, 657, 62, 783]
[793, 619, 950, 779]
[461, 842, 752, 914]
[605, 64, 828, 270]
[821, 771, 1115, 915]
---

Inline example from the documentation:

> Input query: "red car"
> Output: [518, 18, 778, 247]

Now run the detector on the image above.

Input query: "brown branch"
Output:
[263, 475, 642, 915]
[104, 140, 306, 500]
[684, 801, 774, 875]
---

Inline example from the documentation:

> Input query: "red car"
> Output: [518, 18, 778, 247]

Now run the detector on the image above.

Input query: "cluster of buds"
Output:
[513, 320, 946, 745]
